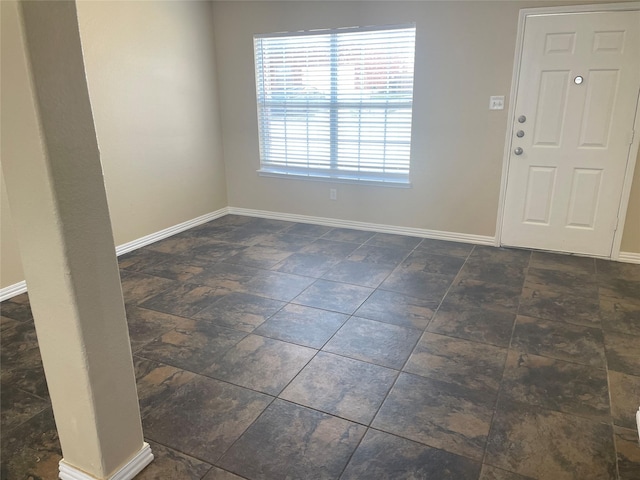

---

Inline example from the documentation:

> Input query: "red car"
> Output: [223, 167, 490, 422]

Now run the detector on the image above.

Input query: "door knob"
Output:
[516, 130, 525, 138]
[518, 115, 526, 123]
[514, 147, 524, 155]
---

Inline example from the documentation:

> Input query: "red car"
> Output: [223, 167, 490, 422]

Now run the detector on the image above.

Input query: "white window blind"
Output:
[254, 24, 416, 185]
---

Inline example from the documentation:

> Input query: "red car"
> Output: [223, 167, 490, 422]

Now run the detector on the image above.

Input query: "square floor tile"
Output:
[143, 375, 272, 464]
[189, 263, 259, 291]
[321, 227, 375, 243]
[479, 465, 535, 480]
[323, 317, 421, 369]
[225, 245, 294, 269]
[599, 278, 640, 306]
[341, 429, 480, 480]
[218, 399, 365, 480]
[299, 238, 360, 260]
[135, 320, 246, 373]
[204, 335, 316, 395]
[365, 232, 423, 250]
[135, 256, 205, 283]
[485, 401, 616, 480]
[355, 289, 436, 330]
[215, 227, 278, 246]
[427, 305, 516, 348]
[529, 251, 595, 275]
[525, 267, 598, 298]
[518, 287, 600, 327]
[597, 259, 640, 282]
[457, 258, 527, 287]
[118, 248, 173, 273]
[254, 304, 348, 348]
[373, 372, 495, 460]
[133, 356, 196, 418]
[469, 246, 530, 265]
[0, 322, 48, 399]
[500, 350, 609, 421]
[0, 316, 20, 333]
[400, 250, 466, 276]
[284, 223, 333, 238]
[146, 235, 217, 255]
[613, 426, 640, 480]
[347, 244, 411, 266]
[604, 331, 640, 375]
[188, 241, 251, 265]
[137, 440, 212, 480]
[272, 252, 338, 277]
[140, 283, 226, 318]
[404, 333, 506, 392]
[254, 233, 313, 252]
[416, 238, 474, 258]
[380, 269, 454, 302]
[599, 298, 640, 337]
[441, 278, 521, 314]
[0, 386, 48, 431]
[0, 408, 61, 480]
[322, 261, 394, 288]
[120, 271, 176, 305]
[0, 295, 33, 322]
[293, 279, 373, 314]
[201, 466, 245, 480]
[280, 351, 397, 424]
[194, 292, 285, 333]
[511, 315, 605, 368]
[608, 370, 640, 429]
[125, 306, 191, 353]
[243, 271, 316, 302]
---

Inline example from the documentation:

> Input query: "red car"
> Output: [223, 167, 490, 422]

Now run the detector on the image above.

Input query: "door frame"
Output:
[496, 1, 640, 260]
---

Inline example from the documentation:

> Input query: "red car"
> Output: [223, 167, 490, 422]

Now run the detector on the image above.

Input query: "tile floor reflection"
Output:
[1, 215, 639, 479]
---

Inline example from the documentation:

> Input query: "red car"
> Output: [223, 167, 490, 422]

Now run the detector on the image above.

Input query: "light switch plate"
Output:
[489, 96, 505, 110]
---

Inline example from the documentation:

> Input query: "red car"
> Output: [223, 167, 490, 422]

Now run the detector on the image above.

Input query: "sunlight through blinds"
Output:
[254, 24, 416, 184]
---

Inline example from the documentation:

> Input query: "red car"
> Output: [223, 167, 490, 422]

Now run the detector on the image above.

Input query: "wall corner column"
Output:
[0, 1, 151, 478]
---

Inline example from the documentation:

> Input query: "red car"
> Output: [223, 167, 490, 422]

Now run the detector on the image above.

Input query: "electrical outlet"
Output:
[329, 188, 337, 200]
[489, 96, 505, 110]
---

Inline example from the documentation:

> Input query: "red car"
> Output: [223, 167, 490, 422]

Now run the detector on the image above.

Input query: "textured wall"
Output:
[213, 0, 639, 251]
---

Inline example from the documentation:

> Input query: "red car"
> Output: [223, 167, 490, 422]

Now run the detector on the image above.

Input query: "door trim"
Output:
[496, 2, 640, 260]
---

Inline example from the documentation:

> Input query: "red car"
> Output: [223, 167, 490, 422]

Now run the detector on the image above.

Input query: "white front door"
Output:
[501, 9, 640, 256]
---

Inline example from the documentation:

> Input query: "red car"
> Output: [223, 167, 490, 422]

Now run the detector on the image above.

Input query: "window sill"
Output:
[257, 170, 412, 188]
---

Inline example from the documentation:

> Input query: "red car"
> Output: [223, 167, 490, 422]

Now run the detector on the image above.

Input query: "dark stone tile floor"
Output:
[1, 214, 639, 479]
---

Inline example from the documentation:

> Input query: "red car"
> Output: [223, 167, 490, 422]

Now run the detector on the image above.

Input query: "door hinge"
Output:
[631, 130, 636, 145]
[614, 217, 620, 232]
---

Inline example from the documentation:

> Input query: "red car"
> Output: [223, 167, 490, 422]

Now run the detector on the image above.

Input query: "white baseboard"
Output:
[114, 207, 229, 256]
[0, 208, 229, 302]
[0, 280, 27, 302]
[3, 206, 637, 302]
[227, 207, 496, 246]
[618, 251, 640, 264]
[59, 442, 153, 480]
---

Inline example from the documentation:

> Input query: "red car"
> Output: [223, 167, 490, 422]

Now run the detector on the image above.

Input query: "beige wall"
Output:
[0, 176, 24, 287]
[1, 0, 227, 289]
[76, 0, 227, 245]
[212, 0, 640, 251]
[2, 0, 638, 292]
[621, 149, 640, 252]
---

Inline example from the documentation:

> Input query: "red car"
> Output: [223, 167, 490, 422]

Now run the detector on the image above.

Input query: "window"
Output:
[254, 24, 416, 185]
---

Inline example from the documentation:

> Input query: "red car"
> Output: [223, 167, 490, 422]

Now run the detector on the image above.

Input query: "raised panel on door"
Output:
[532, 71, 570, 147]
[579, 70, 619, 148]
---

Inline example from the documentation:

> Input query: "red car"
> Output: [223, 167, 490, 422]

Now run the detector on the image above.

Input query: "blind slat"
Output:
[254, 24, 415, 184]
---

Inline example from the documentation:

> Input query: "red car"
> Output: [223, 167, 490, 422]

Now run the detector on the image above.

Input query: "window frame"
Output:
[253, 23, 417, 187]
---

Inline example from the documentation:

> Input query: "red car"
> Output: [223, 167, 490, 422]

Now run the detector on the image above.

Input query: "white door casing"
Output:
[500, 5, 640, 257]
